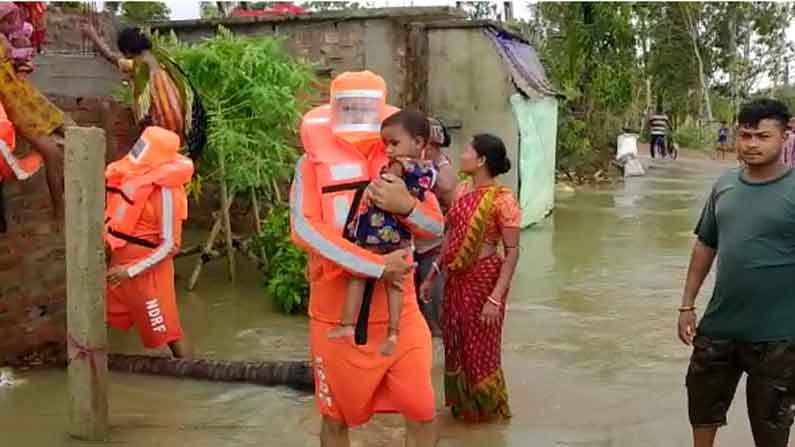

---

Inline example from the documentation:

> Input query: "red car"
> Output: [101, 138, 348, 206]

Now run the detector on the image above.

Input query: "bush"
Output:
[672, 125, 711, 150]
[556, 109, 592, 168]
[155, 27, 313, 200]
[253, 206, 309, 314]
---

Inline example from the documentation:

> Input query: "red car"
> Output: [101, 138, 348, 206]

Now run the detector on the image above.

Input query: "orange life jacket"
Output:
[300, 103, 400, 237]
[0, 101, 43, 182]
[291, 71, 445, 327]
[104, 127, 193, 250]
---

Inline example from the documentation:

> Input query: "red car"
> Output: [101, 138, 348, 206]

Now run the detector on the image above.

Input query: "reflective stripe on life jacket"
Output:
[0, 101, 43, 182]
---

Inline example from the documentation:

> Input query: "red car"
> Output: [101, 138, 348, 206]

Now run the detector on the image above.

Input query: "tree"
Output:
[200, 2, 224, 19]
[104, 2, 121, 15]
[119, 2, 171, 24]
[680, 3, 713, 121]
[456, 1, 498, 20]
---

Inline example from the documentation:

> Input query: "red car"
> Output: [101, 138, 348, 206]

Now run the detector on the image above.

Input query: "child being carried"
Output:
[327, 110, 437, 356]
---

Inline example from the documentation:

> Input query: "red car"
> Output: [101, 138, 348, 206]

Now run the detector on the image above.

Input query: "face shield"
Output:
[329, 71, 387, 144]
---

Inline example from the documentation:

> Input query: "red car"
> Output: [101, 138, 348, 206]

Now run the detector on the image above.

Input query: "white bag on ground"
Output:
[616, 133, 645, 177]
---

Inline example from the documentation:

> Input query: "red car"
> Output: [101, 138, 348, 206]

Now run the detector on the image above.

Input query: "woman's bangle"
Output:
[487, 295, 503, 307]
[431, 262, 441, 274]
[678, 305, 696, 312]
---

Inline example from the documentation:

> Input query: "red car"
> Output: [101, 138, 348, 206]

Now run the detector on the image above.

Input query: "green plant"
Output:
[154, 27, 313, 201]
[672, 125, 711, 150]
[555, 109, 591, 165]
[254, 206, 308, 314]
[140, 29, 313, 313]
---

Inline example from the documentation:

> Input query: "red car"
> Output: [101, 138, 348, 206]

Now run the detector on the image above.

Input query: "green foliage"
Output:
[514, 1, 794, 172]
[672, 125, 711, 150]
[154, 27, 314, 200]
[119, 2, 171, 24]
[533, 3, 638, 169]
[555, 110, 591, 164]
[111, 83, 133, 107]
[199, 2, 224, 19]
[139, 28, 313, 313]
[254, 206, 309, 314]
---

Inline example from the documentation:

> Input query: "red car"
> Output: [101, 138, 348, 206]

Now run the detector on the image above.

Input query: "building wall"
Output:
[153, 8, 465, 106]
[426, 27, 520, 191]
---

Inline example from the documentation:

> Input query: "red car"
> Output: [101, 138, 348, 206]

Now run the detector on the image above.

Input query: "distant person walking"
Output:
[649, 111, 670, 159]
[716, 122, 728, 160]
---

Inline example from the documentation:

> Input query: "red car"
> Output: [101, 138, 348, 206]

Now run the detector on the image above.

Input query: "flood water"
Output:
[2, 155, 757, 446]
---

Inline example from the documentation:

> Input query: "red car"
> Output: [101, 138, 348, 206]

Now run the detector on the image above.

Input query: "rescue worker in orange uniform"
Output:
[290, 71, 443, 446]
[104, 126, 192, 358]
[0, 99, 43, 232]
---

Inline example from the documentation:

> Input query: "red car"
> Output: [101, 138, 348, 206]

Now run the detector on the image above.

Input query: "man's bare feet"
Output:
[327, 324, 355, 339]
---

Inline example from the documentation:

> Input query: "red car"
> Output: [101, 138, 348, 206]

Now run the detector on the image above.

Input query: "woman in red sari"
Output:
[420, 133, 520, 422]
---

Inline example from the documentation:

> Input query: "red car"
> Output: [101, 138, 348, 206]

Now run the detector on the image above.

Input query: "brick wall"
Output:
[0, 95, 136, 365]
[0, 172, 66, 365]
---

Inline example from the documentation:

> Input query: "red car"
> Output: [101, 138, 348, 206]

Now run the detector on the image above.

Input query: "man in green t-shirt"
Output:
[679, 98, 795, 447]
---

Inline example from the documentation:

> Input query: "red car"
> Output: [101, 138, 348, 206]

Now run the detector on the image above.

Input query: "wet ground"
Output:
[2, 154, 756, 446]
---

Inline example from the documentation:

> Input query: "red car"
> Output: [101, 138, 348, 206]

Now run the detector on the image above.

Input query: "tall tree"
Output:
[680, 3, 713, 121]
[120, 2, 171, 24]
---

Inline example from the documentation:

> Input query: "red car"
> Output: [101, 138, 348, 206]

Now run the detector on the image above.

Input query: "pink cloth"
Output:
[0, 3, 20, 30]
[9, 21, 31, 40]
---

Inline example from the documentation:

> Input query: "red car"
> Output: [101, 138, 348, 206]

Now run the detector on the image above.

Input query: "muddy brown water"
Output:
[2, 156, 759, 446]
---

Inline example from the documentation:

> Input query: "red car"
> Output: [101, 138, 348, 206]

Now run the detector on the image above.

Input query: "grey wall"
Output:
[427, 27, 519, 191]
[30, 54, 122, 99]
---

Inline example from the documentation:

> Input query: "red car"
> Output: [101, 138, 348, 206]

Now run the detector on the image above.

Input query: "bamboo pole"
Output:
[187, 188, 235, 291]
[250, 188, 268, 270]
[65, 127, 108, 441]
[218, 154, 236, 282]
[251, 188, 262, 230]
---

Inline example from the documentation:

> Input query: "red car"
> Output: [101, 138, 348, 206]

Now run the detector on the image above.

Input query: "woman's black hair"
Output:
[382, 109, 430, 142]
[472, 133, 511, 177]
[428, 117, 451, 147]
[117, 27, 152, 56]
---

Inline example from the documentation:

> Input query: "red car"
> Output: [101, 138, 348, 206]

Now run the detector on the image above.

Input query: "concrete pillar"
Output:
[65, 127, 109, 441]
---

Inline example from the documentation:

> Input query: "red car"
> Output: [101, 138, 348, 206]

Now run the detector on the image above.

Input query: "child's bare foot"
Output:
[327, 324, 354, 339]
[380, 328, 399, 356]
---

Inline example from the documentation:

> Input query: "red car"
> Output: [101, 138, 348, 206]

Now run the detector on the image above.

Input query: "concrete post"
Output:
[65, 126, 109, 441]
